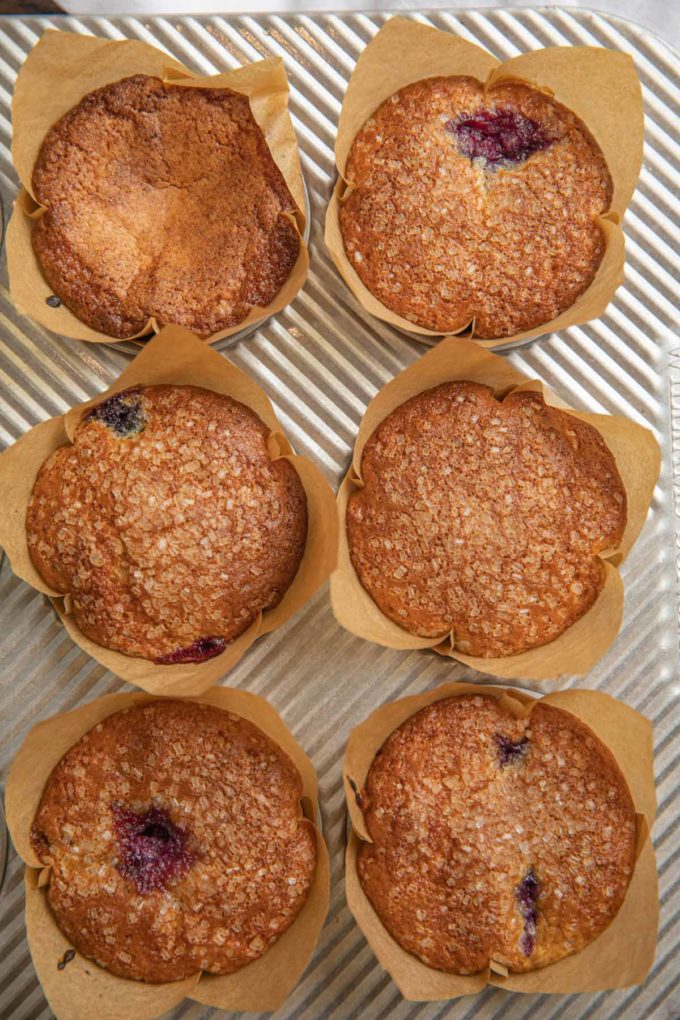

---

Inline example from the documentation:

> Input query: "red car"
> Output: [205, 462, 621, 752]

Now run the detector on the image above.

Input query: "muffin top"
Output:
[339, 76, 612, 338]
[31, 74, 301, 338]
[346, 381, 626, 658]
[30, 699, 316, 983]
[357, 694, 637, 974]
[26, 384, 307, 662]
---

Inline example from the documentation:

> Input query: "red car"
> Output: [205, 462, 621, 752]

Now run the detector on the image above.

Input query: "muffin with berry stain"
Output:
[355, 694, 637, 973]
[29, 699, 317, 982]
[339, 76, 612, 338]
[26, 384, 307, 663]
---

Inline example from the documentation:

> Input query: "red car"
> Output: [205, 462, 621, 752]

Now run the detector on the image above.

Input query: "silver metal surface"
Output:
[0, 9, 677, 1020]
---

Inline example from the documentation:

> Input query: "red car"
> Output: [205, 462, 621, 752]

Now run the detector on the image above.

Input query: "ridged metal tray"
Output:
[0, 9, 678, 1020]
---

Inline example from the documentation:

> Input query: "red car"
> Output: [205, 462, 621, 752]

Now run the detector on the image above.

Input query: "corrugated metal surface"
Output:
[0, 9, 678, 1020]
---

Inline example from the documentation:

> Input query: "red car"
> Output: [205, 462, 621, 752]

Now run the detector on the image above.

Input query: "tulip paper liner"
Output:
[343, 681, 657, 1000]
[0, 325, 338, 695]
[324, 16, 643, 347]
[7, 29, 309, 344]
[5, 688, 330, 1020]
[331, 338, 660, 681]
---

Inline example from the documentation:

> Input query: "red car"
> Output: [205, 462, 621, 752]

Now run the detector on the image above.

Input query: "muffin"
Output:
[30, 699, 317, 983]
[346, 381, 626, 658]
[26, 384, 308, 662]
[31, 74, 301, 338]
[356, 694, 637, 974]
[339, 76, 612, 338]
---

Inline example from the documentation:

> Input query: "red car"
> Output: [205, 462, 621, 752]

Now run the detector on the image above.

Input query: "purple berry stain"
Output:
[446, 108, 553, 168]
[495, 733, 529, 767]
[516, 868, 540, 956]
[154, 635, 227, 665]
[87, 389, 146, 438]
[112, 805, 195, 895]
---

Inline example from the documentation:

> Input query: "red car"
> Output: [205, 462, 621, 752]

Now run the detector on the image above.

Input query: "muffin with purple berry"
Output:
[26, 384, 307, 663]
[355, 694, 637, 973]
[339, 76, 612, 338]
[30, 699, 317, 983]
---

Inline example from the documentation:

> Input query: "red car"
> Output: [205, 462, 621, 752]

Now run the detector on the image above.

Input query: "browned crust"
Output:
[26, 384, 308, 661]
[358, 695, 637, 974]
[339, 76, 613, 338]
[30, 699, 316, 983]
[31, 74, 300, 338]
[346, 382, 626, 657]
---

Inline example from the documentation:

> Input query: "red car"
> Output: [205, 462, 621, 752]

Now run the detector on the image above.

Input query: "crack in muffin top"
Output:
[346, 381, 626, 658]
[357, 695, 637, 974]
[26, 384, 308, 661]
[31, 74, 301, 338]
[30, 700, 316, 983]
[339, 76, 612, 338]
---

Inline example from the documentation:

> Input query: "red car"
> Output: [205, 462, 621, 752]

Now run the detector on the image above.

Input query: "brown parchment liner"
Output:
[331, 338, 660, 680]
[0, 324, 337, 695]
[5, 688, 330, 1020]
[324, 16, 643, 348]
[6, 29, 309, 345]
[344, 681, 657, 999]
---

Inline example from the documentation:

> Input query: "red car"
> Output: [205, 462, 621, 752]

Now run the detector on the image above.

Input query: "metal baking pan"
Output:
[0, 9, 678, 1020]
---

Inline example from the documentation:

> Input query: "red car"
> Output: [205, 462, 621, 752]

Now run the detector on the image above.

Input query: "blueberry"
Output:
[57, 949, 76, 971]
[112, 805, 194, 895]
[495, 733, 529, 767]
[154, 635, 227, 665]
[46, 294, 62, 308]
[516, 868, 540, 956]
[445, 108, 552, 169]
[87, 389, 146, 438]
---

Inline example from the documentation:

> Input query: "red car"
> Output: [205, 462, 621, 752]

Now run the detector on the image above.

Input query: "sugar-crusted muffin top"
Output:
[357, 695, 637, 974]
[30, 699, 316, 983]
[26, 384, 308, 662]
[31, 74, 300, 338]
[339, 76, 612, 338]
[346, 381, 626, 657]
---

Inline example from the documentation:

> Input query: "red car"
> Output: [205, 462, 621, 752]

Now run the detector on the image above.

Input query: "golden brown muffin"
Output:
[30, 700, 316, 983]
[346, 382, 626, 658]
[339, 76, 612, 338]
[31, 74, 301, 338]
[357, 695, 637, 974]
[26, 385, 307, 662]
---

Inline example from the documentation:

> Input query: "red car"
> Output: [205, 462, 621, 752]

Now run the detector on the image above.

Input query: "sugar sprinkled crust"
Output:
[26, 384, 308, 662]
[357, 695, 637, 974]
[30, 699, 316, 983]
[346, 381, 626, 657]
[339, 76, 612, 338]
[31, 74, 300, 338]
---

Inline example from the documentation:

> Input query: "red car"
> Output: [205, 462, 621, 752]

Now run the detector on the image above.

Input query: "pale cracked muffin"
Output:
[31, 74, 301, 338]
[339, 76, 612, 338]
[26, 385, 307, 662]
[346, 381, 626, 658]
[357, 695, 637, 974]
[30, 699, 316, 983]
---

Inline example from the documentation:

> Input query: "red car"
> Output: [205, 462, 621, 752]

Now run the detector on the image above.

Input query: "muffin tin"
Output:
[0, 8, 677, 1020]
